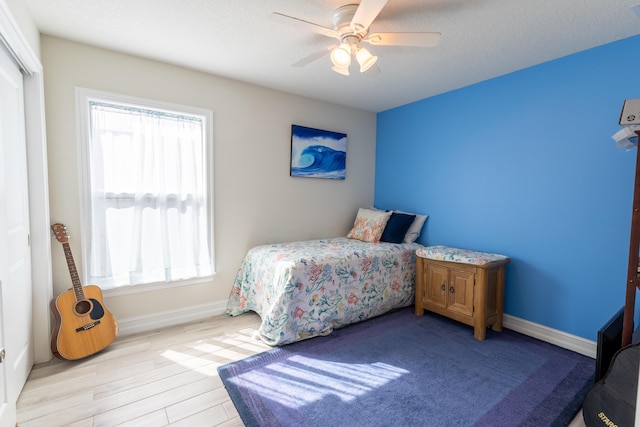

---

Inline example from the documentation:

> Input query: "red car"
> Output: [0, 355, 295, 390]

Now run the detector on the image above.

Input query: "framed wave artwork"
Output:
[290, 124, 347, 180]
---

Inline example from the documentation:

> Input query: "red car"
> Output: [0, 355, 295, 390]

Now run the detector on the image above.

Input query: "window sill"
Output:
[102, 273, 217, 298]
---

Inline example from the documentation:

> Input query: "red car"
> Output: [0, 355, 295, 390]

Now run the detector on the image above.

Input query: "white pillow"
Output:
[395, 210, 428, 243]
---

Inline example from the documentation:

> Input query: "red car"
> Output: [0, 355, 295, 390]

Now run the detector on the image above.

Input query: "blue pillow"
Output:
[381, 212, 416, 244]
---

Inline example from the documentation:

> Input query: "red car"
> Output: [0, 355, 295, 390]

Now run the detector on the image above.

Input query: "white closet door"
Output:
[0, 42, 32, 427]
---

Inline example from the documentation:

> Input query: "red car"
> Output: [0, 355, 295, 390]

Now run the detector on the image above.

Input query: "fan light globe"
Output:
[356, 47, 377, 73]
[330, 43, 351, 68]
[331, 65, 350, 76]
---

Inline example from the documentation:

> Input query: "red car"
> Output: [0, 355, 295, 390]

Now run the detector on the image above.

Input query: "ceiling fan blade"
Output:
[270, 12, 339, 39]
[291, 46, 333, 67]
[365, 32, 441, 47]
[351, 0, 389, 31]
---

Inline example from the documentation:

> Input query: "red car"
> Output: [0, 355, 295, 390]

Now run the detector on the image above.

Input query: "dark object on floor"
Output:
[595, 307, 624, 382]
[583, 342, 639, 427]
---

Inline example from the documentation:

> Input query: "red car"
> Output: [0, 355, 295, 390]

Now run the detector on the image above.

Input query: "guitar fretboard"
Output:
[62, 242, 86, 302]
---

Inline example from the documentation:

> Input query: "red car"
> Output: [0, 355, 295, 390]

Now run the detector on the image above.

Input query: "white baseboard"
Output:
[116, 300, 229, 337]
[115, 302, 597, 359]
[504, 314, 596, 358]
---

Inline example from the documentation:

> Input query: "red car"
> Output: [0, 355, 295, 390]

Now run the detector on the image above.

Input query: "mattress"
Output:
[226, 237, 423, 345]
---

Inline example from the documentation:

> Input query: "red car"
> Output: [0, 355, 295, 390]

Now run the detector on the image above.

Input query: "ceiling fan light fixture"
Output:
[330, 43, 351, 68]
[273, 2, 443, 78]
[356, 47, 377, 73]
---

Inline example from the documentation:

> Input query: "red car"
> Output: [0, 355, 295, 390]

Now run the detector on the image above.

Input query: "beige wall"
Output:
[41, 35, 377, 325]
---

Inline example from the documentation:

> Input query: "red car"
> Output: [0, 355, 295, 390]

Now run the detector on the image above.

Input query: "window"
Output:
[76, 88, 214, 292]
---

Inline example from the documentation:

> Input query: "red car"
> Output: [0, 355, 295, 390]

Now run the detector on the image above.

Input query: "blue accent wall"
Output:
[375, 35, 640, 341]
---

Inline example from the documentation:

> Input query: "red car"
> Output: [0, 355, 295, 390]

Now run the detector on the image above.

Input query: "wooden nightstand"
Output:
[414, 246, 510, 340]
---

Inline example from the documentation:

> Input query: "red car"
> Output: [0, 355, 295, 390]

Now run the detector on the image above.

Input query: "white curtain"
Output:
[88, 103, 212, 289]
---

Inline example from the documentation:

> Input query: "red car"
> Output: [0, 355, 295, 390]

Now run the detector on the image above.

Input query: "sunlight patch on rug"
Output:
[228, 355, 408, 408]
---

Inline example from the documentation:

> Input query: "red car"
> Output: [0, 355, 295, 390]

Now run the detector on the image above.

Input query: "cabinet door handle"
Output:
[449, 282, 455, 296]
[441, 282, 446, 292]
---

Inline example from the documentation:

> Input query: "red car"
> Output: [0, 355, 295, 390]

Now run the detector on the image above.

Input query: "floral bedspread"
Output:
[226, 237, 423, 345]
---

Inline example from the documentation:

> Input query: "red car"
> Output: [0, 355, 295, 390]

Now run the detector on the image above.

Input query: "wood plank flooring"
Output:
[16, 312, 587, 426]
[16, 312, 270, 426]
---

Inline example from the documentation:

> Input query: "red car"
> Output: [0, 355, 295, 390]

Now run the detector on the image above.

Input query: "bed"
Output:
[225, 236, 424, 345]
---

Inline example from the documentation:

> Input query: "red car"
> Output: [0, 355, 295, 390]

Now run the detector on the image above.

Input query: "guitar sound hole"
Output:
[75, 300, 92, 315]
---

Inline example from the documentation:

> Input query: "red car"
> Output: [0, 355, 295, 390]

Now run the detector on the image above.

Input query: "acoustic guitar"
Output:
[50, 223, 118, 360]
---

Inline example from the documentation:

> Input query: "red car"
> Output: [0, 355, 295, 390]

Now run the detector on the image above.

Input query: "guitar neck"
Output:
[62, 242, 86, 302]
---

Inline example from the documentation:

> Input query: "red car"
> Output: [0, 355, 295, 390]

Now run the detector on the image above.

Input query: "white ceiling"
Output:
[25, 0, 640, 112]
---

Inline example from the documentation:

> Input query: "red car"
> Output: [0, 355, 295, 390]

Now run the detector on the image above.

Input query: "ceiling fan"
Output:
[270, 0, 441, 76]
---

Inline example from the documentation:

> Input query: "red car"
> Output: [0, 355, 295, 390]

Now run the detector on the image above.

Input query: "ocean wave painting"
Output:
[290, 125, 347, 180]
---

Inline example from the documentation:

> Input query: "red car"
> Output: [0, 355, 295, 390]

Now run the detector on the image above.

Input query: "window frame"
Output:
[75, 87, 215, 296]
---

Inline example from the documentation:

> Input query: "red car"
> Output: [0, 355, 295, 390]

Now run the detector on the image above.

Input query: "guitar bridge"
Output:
[76, 320, 101, 332]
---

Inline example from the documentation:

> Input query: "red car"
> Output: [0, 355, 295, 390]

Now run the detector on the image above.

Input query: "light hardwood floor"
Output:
[16, 312, 270, 426]
[17, 312, 587, 426]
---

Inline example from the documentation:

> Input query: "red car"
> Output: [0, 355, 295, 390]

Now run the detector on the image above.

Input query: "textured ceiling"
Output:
[25, 0, 640, 112]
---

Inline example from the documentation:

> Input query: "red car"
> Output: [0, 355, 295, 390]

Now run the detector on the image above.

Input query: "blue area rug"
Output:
[218, 308, 594, 426]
